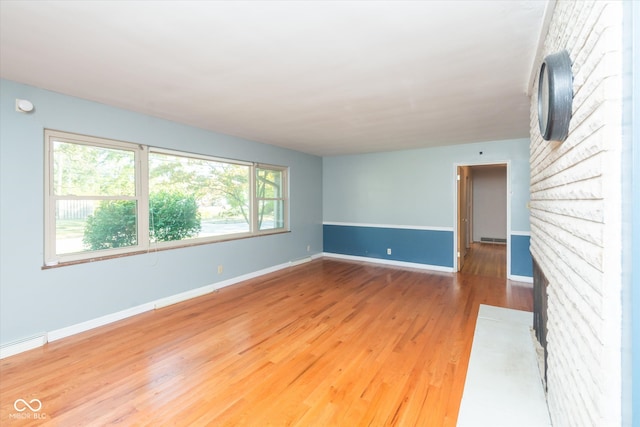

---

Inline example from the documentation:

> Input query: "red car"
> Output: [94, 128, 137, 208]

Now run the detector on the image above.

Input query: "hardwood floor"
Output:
[460, 243, 506, 278]
[0, 258, 532, 426]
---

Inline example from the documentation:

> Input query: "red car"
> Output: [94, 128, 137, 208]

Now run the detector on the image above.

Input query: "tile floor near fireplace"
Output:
[457, 304, 552, 427]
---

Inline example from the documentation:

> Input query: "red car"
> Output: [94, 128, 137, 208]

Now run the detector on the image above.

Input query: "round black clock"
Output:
[538, 50, 573, 142]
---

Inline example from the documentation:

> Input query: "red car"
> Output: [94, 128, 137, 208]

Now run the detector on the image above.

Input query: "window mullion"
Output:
[138, 146, 150, 250]
[251, 164, 258, 233]
[283, 169, 289, 230]
[44, 135, 56, 264]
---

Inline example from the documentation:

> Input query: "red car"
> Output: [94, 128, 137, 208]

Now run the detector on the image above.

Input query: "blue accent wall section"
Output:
[511, 234, 533, 277]
[323, 224, 454, 268]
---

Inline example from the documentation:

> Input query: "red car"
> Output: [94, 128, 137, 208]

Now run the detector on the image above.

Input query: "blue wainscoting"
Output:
[323, 224, 454, 268]
[510, 234, 533, 278]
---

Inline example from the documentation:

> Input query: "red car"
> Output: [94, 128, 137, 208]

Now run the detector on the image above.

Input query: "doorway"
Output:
[456, 163, 509, 277]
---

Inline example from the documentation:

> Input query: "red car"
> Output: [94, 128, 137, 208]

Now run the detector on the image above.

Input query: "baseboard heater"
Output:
[480, 237, 507, 243]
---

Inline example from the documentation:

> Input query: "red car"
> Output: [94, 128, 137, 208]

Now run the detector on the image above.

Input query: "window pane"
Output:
[149, 152, 250, 241]
[257, 168, 283, 198]
[56, 199, 138, 254]
[258, 200, 285, 230]
[53, 141, 135, 196]
[46, 130, 292, 264]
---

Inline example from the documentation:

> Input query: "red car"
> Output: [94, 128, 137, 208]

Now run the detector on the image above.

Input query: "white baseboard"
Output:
[1, 255, 323, 359]
[289, 256, 313, 267]
[322, 252, 455, 273]
[509, 274, 534, 284]
[154, 284, 218, 309]
[153, 255, 321, 310]
[47, 303, 155, 343]
[0, 334, 47, 359]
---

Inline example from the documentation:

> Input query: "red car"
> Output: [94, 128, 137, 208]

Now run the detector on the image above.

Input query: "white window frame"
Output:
[147, 147, 254, 249]
[44, 130, 148, 265]
[254, 164, 290, 234]
[44, 130, 289, 266]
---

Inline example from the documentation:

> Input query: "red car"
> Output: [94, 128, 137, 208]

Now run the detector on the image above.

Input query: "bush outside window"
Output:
[44, 130, 289, 265]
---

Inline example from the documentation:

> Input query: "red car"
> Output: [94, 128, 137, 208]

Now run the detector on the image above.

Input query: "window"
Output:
[45, 132, 144, 261]
[44, 130, 289, 265]
[256, 166, 288, 231]
[148, 150, 252, 244]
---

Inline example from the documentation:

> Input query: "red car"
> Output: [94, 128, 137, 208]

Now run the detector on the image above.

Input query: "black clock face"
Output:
[537, 50, 573, 142]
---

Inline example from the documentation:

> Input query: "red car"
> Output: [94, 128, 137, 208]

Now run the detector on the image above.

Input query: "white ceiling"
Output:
[0, 1, 548, 156]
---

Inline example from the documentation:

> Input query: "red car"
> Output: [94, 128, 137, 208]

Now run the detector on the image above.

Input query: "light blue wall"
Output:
[323, 138, 531, 231]
[322, 138, 531, 273]
[0, 79, 323, 346]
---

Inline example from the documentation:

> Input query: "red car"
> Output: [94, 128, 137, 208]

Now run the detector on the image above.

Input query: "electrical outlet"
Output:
[387, 248, 392, 255]
[306, 245, 311, 252]
[217, 265, 223, 274]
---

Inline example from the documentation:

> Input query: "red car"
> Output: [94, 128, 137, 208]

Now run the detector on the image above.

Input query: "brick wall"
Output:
[529, 1, 624, 426]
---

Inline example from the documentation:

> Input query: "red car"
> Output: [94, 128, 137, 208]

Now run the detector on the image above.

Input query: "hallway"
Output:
[460, 243, 507, 278]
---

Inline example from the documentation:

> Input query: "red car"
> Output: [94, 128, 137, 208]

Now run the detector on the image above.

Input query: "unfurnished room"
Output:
[0, 1, 638, 426]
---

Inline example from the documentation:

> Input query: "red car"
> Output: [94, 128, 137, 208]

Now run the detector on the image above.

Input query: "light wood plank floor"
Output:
[460, 243, 507, 278]
[0, 258, 532, 426]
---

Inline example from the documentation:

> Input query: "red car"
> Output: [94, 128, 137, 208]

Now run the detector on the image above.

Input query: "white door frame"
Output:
[453, 160, 511, 277]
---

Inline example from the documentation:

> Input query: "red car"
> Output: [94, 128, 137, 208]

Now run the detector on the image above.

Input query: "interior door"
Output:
[466, 173, 473, 250]
[457, 166, 470, 271]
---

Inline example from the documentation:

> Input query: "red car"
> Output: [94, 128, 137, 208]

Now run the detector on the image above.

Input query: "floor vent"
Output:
[480, 237, 507, 243]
